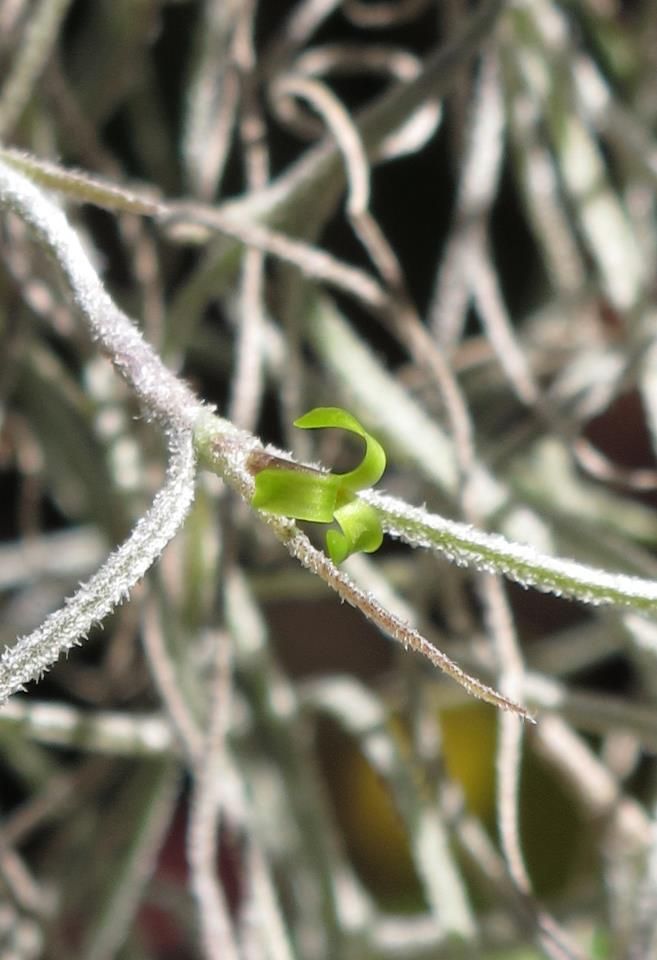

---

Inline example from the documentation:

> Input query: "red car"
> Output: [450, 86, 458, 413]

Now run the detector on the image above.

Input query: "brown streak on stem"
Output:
[246, 450, 328, 477]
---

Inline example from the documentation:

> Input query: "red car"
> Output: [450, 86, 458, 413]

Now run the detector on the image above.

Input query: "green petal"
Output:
[294, 407, 386, 492]
[327, 500, 384, 564]
[252, 467, 340, 522]
[251, 408, 387, 563]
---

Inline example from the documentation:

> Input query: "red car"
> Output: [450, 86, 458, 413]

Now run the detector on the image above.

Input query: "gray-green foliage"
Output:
[1, 1, 657, 958]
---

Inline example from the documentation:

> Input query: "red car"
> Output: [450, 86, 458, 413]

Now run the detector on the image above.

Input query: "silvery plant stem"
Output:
[0, 161, 203, 702]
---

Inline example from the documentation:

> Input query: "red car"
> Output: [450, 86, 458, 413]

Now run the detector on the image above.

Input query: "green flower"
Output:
[251, 407, 386, 564]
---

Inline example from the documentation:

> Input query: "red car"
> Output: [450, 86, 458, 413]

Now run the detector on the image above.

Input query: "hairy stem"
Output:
[0, 161, 202, 702]
[0, 427, 196, 703]
[367, 490, 657, 613]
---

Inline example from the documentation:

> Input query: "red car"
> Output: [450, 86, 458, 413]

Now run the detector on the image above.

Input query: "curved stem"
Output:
[0, 427, 196, 703]
[0, 161, 202, 702]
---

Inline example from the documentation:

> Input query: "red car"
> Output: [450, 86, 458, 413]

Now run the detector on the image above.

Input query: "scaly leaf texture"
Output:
[0, 162, 202, 701]
[366, 490, 657, 614]
[0, 428, 196, 703]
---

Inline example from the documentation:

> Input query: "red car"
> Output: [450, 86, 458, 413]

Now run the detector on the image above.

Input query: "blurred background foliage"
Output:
[2, 0, 657, 958]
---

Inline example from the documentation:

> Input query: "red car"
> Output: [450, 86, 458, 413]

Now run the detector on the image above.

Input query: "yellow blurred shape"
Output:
[439, 704, 497, 820]
[321, 704, 499, 905]
[320, 720, 419, 906]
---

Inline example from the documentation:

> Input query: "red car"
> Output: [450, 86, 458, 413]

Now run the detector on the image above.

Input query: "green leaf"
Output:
[294, 406, 386, 491]
[327, 501, 384, 564]
[251, 467, 340, 522]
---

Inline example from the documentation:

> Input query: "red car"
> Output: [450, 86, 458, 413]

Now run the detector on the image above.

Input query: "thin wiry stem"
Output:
[479, 574, 533, 897]
[228, 0, 269, 431]
[182, 0, 241, 200]
[0, 0, 73, 138]
[243, 839, 296, 960]
[0, 427, 196, 703]
[141, 592, 203, 763]
[188, 632, 240, 960]
[263, 518, 531, 718]
[0, 161, 202, 701]
[429, 49, 504, 344]
[0, 146, 164, 216]
[0, 842, 48, 915]
[165, 201, 390, 315]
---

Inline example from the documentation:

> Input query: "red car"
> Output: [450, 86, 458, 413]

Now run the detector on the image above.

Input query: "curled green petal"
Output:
[251, 407, 387, 564]
[294, 407, 386, 492]
[327, 500, 384, 564]
[252, 467, 340, 522]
